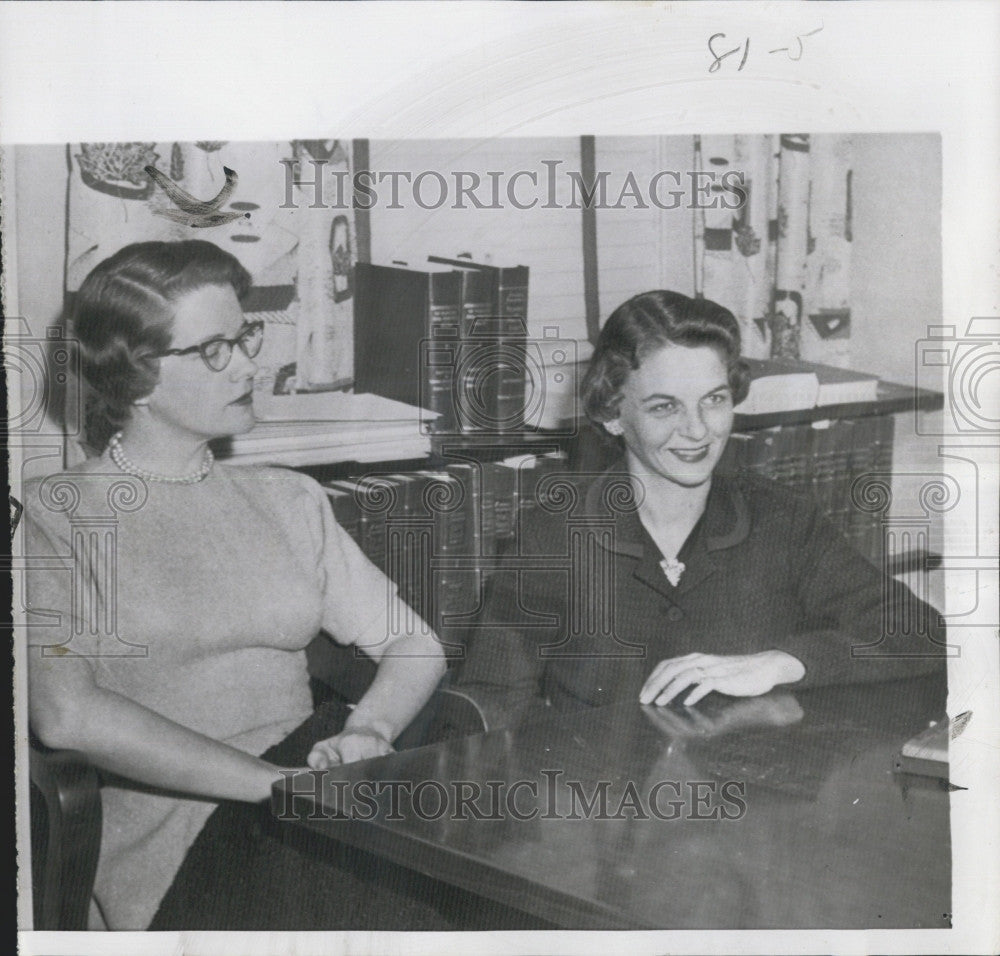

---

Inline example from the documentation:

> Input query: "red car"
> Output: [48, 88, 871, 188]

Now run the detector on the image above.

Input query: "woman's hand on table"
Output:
[639, 650, 806, 708]
[306, 725, 395, 769]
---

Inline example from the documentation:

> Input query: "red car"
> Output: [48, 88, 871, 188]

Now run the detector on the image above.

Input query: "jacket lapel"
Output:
[585, 464, 750, 602]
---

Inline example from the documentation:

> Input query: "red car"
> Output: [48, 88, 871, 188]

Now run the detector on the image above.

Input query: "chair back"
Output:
[29, 744, 102, 930]
[394, 687, 488, 751]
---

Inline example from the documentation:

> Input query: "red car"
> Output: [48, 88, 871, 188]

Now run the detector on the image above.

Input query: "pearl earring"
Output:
[133, 398, 149, 407]
[604, 420, 623, 436]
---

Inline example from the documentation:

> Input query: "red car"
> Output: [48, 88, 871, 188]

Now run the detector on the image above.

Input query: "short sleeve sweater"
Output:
[24, 459, 395, 929]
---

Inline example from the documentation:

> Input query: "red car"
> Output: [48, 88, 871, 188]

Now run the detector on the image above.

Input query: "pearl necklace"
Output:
[107, 431, 214, 484]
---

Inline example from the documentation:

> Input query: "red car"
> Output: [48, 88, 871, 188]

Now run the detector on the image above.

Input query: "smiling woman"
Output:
[585, 290, 752, 603]
[454, 290, 947, 729]
[23, 240, 447, 929]
[607, 341, 736, 488]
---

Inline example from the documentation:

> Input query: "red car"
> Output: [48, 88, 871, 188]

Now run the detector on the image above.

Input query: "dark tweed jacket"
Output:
[454, 464, 947, 730]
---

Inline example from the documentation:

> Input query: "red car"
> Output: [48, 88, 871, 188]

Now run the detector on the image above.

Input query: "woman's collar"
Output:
[582, 460, 751, 557]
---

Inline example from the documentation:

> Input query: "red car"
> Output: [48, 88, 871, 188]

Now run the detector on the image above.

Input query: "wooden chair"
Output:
[306, 633, 488, 745]
[393, 685, 488, 750]
[29, 742, 102, 930]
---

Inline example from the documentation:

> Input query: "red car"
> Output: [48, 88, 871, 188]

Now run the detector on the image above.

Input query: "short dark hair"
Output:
[581, 290, 751, 423]
[72, 240, 251, 447]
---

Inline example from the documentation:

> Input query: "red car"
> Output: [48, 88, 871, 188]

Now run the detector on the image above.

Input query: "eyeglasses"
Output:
[150, 320, 264, 372]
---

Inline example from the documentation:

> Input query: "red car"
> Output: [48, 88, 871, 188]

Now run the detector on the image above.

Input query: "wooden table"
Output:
[273, 674, 950, 930]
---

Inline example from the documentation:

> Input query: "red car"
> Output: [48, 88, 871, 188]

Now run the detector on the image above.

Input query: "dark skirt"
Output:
[149, 702, 544, 931]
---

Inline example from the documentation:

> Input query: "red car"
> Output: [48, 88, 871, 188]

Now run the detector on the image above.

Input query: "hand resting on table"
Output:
[640, 650, 806, 708]
[307, 723, 396, 769]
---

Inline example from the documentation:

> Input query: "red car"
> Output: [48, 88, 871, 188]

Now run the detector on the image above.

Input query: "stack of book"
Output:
[738, 357, 880, 416]
[354, 256, 530, 435]
[322, 452, 567, 660]
[219, 391, 433, 466]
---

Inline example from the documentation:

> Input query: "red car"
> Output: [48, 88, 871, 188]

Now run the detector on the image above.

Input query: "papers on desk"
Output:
[736, 368, 820, 416]
[219, 391, 435, 466]
[254, 390, 435, 423]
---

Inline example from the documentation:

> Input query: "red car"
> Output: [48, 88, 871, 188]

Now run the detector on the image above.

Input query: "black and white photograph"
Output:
[4, 3, 998, 955]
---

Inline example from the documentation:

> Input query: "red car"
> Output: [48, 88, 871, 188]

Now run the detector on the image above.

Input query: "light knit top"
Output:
[24, 461, 399, 929]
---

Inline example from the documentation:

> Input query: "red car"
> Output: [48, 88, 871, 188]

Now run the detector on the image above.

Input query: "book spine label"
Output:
[423, 471, 473, 659]
[444, 464, 484, 558]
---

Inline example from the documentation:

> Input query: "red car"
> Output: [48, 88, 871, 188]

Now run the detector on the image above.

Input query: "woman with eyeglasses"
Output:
[24, 241, 448, 929]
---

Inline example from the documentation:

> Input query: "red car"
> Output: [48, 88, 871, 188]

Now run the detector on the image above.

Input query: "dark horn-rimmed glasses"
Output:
[149, 320, 264, 372]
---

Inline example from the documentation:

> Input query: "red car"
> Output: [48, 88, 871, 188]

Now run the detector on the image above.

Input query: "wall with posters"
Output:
[9, 135, 942, 471]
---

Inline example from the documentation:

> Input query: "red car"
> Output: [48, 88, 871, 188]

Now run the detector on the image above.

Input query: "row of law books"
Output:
[354, 255, 530, 435]
[720, 414, 894, 565]
[317, 415, 893, 655]
[314, 406, 892, 648]
[322, 452, 567, 659]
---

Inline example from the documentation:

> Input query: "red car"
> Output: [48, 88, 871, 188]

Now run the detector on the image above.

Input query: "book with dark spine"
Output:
[415, 470, 474, 661]
[382, 473, 419, 615]
[441, 462, 489, 654]
[443, 462, 486, 561]
[354, 262, 463, 433]
[830, 419, 857, 536]
[452, 269, 496, 433]
[428, 255, 529, 433]
[846, 414, 895, 565]
[810, 420, 855, 535]
[767, 424, 814, 498]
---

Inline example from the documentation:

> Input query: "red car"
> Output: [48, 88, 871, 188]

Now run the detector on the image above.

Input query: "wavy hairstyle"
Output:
[580, 290, 751, 424]
[72, 240, 251, 448]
